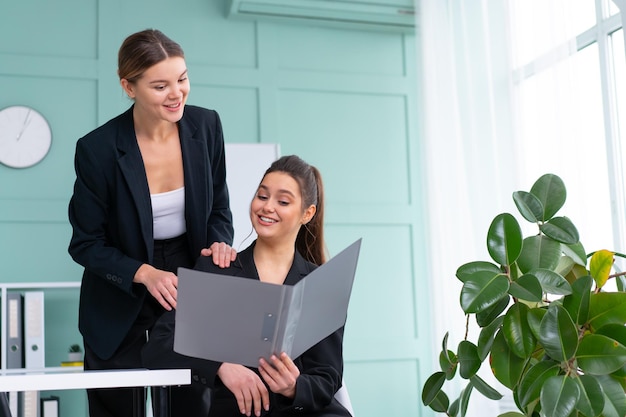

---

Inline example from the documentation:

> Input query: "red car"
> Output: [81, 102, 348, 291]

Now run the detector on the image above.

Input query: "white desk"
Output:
[0, 368, 190, 417]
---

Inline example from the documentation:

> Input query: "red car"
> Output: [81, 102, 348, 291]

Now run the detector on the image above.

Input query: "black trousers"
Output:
[85, 234, 211, 417]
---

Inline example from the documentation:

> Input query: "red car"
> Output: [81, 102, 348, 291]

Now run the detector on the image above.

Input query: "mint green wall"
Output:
[0, 1, 432, 416]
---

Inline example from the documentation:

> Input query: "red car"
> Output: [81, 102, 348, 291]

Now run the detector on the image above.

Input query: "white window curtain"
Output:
[418, 1, 518, 415]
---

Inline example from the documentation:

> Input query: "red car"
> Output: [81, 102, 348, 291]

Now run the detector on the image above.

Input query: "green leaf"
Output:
[574, 375, 605, 417]
[517, 235, 562, 274]
[538, 304, 578, 362]
[470, 373, 503, 400]
[529, 173, 567, 220]
[588, 292, 626, 331]
[513, 190, 544, 223]
[540, 216, 579, 245]
[421, 371, 447, 406]
[589, 249, 614, 289]
[458, 341, 481, 379]
[456, 261, 502, 283]
[449, 398, 460, 417]
[561, 241, 587, 266]
[527, 307, 547, 340]
[459, 383, 473, 417]
[476, 295, 510, 327]
[503, 303, 536, 359]
[508, 274, 543, 302]
[487, 213, 523, 266]
[497, 413, 526, 417]
[596, 324, 626, 377]
[530, 268, 572, 295]
[596, 374, 626, 417]
[562, 275, 592, 326]
[429, 389, 450, 413]
[577, 334, 626, 375]
[460, 271, 510, 314]
[478, 316, 504, 361]
[439, 349, 458, 380]
[539, 375, 580, 417]
[517, 360, 561, 408]
[490, 330, 527, 389]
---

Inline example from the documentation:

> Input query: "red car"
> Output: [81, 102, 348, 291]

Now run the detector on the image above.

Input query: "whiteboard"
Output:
[224, 143, 280, 250]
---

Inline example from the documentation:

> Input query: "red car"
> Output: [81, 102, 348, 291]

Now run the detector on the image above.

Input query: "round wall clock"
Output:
[0, 105, 52, 168]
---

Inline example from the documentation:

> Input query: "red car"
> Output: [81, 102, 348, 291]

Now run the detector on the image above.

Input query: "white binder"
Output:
[24, 291, 45, 369]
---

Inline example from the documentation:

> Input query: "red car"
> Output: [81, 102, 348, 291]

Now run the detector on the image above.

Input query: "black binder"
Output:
[6, 292, 24, 369]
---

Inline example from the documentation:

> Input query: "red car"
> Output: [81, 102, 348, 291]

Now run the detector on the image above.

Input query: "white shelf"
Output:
[0, 282, 81, 371]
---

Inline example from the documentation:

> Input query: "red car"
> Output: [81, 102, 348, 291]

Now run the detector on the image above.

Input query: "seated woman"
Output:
[142, 155, 351, 417]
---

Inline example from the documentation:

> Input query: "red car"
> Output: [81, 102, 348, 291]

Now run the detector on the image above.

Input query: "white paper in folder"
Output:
[174, 239, 362, 367]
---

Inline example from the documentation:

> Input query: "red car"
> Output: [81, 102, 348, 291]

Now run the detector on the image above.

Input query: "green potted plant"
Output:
[422, 173, 626, 417]
[68, 343, 83, 362]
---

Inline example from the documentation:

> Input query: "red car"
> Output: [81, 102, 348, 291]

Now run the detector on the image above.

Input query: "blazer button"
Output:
[106, 273, 112, 280]
[193, 375, 199, 381]
[200, 377, 207, 384]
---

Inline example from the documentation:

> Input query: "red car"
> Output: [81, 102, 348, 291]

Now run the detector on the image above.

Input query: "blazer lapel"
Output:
[179, 113, 210, 255]
[116, 107, 154, 259]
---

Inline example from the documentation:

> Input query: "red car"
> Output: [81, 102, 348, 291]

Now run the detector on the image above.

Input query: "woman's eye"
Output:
[278, 200, 289, 206]
[179, 77, 188, 83]
[257, 194, 268, 201]
[154, 85, 165, 91]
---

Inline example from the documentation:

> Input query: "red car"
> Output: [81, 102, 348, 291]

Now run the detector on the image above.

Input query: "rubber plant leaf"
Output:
[421, 371, 446, 406]
[589, 249, 614, 290]
[456, 261, 501, 283]
[516, 360, 560, 409]
[562, 275, 592, 326]
[512, 190, 544, 222]
[540, 216, 579, 245]
[476, 295, 510, 327]
[588, 292, 626, 331]
[527, 307, 547, 340]
[595, 323, 626, 377]
[508, 274, 543, 302]
[529, 173, 567, 220]
[459, 383, 473, 417]
[470, 373, 502, 400]
[538, 304, 578, 362]
[458, 340, 481, 379]
[529, 268, 572, 296]
[574, 375, 605, 417]
[487, 213, 523, 266]
[577, 334, 626, 375]
[595, 374, 626, 417]
[439, 349, 457, 380]
[517, 235, 562, 274]
[490, 330, 526, 389]
[539, 375, 580, 417]
[477, 315, 505, 361]
[561, 241, 587, 267]
[503, 303, 536, 359]
[460, 271, 509, 314]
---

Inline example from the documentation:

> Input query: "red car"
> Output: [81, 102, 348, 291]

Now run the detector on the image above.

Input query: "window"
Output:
[509, 0, 625, 254]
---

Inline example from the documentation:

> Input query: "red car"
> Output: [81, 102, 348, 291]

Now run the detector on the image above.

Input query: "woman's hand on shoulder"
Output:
[217, 362, 270, 417]
[258, 352, 300, 399]
[133, 264, 178, 310]
[200, 241, 237, 268]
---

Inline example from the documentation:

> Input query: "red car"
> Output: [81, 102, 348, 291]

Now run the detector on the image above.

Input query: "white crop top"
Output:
[151, 187, 186, 240]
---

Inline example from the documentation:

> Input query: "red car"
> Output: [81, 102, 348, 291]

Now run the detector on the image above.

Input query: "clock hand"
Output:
[15, 109, 32, 142]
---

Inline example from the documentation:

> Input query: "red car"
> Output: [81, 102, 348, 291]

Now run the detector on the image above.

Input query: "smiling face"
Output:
[120, 56, 189, 124]
[250, 171, 316, 245]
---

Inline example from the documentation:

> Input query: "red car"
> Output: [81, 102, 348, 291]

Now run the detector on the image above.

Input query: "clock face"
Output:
[0, 105, 52, 168]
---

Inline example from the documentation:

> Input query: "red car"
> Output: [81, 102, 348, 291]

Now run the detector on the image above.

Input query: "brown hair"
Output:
[263, 155, 327, 265]
[117, 29, 185, 83]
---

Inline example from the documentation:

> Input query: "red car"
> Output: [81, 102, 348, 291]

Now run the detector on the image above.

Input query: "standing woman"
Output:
[68, 29, 236, 416]
[143, 155, 352, 417]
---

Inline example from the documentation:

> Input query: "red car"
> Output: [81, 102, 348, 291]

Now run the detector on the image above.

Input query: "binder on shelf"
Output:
[40, 396, 59, 417]
[24, 291, 45, 369]
[6, 291, 24, 368]
[8, 392, 22, 417]
[21, 391, 39, 417]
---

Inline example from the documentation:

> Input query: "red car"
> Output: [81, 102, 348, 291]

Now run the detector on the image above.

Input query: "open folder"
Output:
[174, 238, 362, 367]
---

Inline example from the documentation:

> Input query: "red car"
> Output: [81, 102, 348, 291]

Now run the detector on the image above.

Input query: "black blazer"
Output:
[142, 243, 350, 416]
[68, 105, 233, 360]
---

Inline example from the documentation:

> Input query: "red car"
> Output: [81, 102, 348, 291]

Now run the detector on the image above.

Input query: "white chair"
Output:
[335, 379, 355, 416]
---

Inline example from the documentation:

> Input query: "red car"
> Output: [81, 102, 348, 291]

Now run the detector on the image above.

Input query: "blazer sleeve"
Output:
[206, 111, 234, 245]
[141, 310, 222, 387]
[274, 327, 345, 413]
[68, 137, 142, 293]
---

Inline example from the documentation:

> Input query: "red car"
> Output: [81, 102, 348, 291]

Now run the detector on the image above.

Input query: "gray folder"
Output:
[174, 238, 361, 367]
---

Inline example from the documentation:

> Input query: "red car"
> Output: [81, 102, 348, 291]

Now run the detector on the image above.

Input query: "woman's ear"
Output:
[302, 205, 317, 225]
[120, 78, 135, 99]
